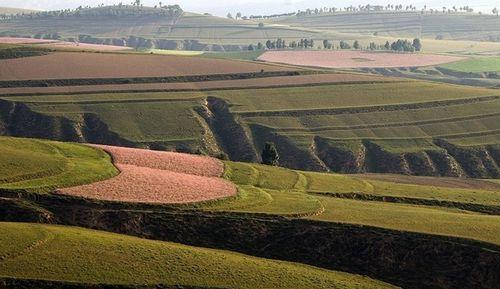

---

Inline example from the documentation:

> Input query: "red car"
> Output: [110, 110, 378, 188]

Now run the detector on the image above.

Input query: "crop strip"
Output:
[268, 111, 500, 132]
[236, 95, 500, 117]
[308, 191, 500, 215]
[0, 71, 309, 88]
[0, 80, 399, 98]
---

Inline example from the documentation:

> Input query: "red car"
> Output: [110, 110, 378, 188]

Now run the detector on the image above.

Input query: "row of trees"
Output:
[0, 2, 183, 20]
[248, 38, 421, 52]
[247, 38, 316, 50]
[232, 4, 490, 20]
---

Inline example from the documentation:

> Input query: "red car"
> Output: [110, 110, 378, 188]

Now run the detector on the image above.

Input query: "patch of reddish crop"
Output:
[58, 145, 236, 204]
[92, 144, 224, 177]
[258, 51, 464, 69]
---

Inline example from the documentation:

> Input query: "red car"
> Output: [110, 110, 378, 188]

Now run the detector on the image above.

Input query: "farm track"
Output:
[0, 230, 53, 263]
[236, 95, 500, 117]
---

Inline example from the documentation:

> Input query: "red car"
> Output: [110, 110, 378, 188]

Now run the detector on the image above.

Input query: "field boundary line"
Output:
[0, 230, 54, 263]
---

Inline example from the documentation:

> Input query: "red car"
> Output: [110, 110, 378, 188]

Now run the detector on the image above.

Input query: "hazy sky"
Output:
[1, 0, 498, 16]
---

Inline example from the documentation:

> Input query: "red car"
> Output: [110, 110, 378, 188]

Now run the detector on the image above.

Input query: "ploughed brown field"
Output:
[0, 37, 131, 51]
[0, 52, 288, 81]
[258, 51, 464, 69]
[0, 73, 391, 95]
[39, 42, 132, 51]
[59, 145, 237, 204]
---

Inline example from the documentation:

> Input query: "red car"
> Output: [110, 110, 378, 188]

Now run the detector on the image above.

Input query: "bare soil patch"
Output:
[59, 145, 236, 204]
[258, 51, 464, 69]
[0, 52, 288, 81]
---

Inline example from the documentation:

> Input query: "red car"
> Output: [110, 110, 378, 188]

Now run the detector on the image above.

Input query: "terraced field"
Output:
[268, 11, 500, 42]
[0, 137, 498, 288]
[1, 78, 498, 177]
[0, 222, 396, 289]
[202, 161, 500, 246]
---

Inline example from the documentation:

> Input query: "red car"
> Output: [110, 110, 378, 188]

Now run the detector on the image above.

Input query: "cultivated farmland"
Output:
[1, 79, 498, 177]
[1, 5, 500, 288]
[0, 51, 290, 80]
[1, 137, 499, 289]
[258, 50, 464, 69]
[60, 145, 236, 204]
[0, 72, 390, 95]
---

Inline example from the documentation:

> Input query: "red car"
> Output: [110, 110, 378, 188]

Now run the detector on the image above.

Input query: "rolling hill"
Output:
[0, 7, 37, 15]
[0, 137, 499, 289]
[267, 11, 500, 42]
[0, 5, 341, 51]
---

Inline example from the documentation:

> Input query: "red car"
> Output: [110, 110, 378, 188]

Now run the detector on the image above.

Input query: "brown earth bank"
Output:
[0, 74, 391, 95]
[0, 194, 499, 289]
[258, 51, 464, 69]
[58, 145, 236, 204]
[0, 52, 288, 81]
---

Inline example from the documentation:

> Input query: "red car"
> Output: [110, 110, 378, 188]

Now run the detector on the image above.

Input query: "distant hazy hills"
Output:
[0, 7, 38, 14]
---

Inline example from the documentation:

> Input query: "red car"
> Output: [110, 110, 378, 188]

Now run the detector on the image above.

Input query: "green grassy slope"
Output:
[0, 137, 118, 192]
[0, 222, 397, 289]
[439, 57, 500, 73]
[199, 161, 500, 245]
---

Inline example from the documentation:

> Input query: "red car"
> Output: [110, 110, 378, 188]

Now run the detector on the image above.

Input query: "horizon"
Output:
[0, 0, 498, 16]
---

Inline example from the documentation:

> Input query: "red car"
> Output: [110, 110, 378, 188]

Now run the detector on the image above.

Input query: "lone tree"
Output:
[353, 40, 360, 49]
[412, 38, 422, 51]
[261, 142, 279, 166]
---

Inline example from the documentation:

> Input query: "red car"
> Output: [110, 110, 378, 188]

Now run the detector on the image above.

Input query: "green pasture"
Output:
[0, 137, 118, 193]
[440, 57, 500, 73]
[0, 222, 396, 289]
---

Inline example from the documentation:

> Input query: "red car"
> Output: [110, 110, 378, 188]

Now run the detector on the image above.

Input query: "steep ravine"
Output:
[1, 98, 498, 178]
[0, 99, 135, 147]
[196, 97, 258, 162]
[313, 136, 498, 178]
